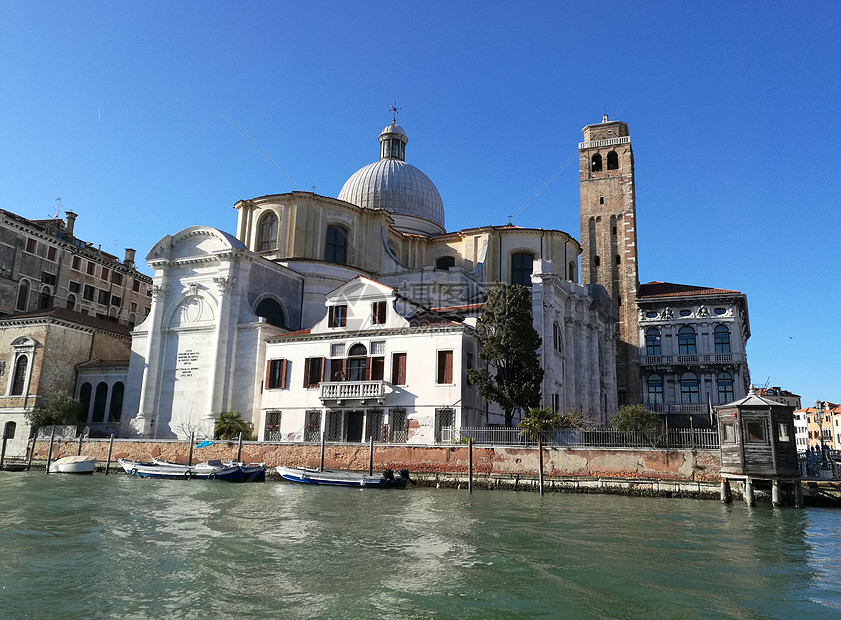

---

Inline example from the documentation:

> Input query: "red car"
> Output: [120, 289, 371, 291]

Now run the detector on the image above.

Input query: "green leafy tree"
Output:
[518, 406, 562, 441]
[25, 391, 85, 430]
[214, 411, 254, 440]
[467, 283, 544, 427]
[611, 404, 658, 433]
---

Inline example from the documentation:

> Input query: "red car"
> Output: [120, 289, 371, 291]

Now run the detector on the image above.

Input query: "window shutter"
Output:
[265, 360, 273, 390]
[320, 357, 326, 382]
[280, 359, 288, 389]
[445, 351, 453, 384]
[303, 358, 311, 388]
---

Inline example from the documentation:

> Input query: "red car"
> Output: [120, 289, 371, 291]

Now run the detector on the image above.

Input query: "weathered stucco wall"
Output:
[31, 439, 721, 482]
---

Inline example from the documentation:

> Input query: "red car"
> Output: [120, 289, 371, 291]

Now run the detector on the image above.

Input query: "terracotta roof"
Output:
[637, 281, 742, 299]
[0, 308, 133, 336]
[269, 328, 312, 339]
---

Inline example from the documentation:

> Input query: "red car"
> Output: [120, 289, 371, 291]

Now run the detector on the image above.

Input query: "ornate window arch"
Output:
[678, 326, 697, 355]
[714, 324, 731, 354]
[680, 372, 700, 404]
[257, 211, 279, 252]
[7, 337, 37, 397]
[347, 343, 368, 381]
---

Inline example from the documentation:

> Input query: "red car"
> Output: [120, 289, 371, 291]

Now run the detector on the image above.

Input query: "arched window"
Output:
[553, 323, 563, 353]
[67, 294, 76, 310]
[607, 151, 619, 170]
[645, 328, 661, 356]
[39, 286, 51, 309]
[680, 372, 700, 404]
[109, 382, 125, 422]
[714, 325, 731, 354]
[347, 344, 367, 381]
[3, 421, 16, 439]
[717, 372, 734, 404]
[16, 280, 29, 311]
[435, 256, 455, 270]
[678, 326, 697, 355]
[79, 382, 92, 421]
[591, 153, 603, 172]
[568, 261, 576, 282]
[92, 382, 108, 423]
[325, 225, 347, 265]
[257, 212, 278, 252]
[10, 355, 29, 395]
[255, 298, 286, 328]
[511, 252, 534, 287]
[647, 374, 663, 406]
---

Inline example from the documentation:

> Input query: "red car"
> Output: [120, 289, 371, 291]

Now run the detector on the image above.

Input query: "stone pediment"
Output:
[146, 226, 246, 263]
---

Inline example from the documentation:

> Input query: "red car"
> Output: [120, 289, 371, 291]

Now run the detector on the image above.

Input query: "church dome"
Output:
[338, 122, 445, 231]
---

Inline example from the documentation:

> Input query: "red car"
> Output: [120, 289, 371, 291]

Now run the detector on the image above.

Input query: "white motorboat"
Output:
[49, 455, 96, 474]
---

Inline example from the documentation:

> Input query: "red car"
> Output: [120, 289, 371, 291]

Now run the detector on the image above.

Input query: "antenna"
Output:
[53, 196, 62, 219]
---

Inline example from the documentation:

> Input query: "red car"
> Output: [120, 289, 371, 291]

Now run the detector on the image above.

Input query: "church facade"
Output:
[124, 120, 618, 440]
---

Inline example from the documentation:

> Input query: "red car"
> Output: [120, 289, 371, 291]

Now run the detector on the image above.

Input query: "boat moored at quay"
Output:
[118, 458, 266, 482]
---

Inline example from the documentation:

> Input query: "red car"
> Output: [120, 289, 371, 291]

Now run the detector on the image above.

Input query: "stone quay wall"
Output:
[30, 439, 721, 497]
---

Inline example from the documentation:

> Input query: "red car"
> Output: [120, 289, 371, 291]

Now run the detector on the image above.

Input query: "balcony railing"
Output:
[319, 381, 384, 401]
[640, 353, 741, 366]
[578, 136, 630, 150]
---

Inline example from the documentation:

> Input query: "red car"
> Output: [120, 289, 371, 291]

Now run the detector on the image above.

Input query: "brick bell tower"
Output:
[579, 115, 640, 405]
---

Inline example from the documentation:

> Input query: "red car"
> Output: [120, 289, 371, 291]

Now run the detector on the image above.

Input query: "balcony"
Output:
[319, 381, 385, 403]
[640, 353, 743, 367]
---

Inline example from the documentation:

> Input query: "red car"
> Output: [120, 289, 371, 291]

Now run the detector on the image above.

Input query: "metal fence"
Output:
[441, 427, 720, 450]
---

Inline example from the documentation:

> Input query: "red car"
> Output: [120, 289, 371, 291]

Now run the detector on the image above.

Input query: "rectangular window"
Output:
[98, 289, 109, 305]
[330, 343, 345, 357]
[303, 357, 324, 388]
[370, 341, 385, 355]
[265, 359, 288, 389]
[437, 350, 453, 384]
[47, 246, 57, 261]
[41, 272, 57, 287]
[133, 279, 141, 292]
[69, 281, 80, 293]
[72, 256, 81, 270]
[722, 423, 736, 443]
[389, 408, 408, 443]
[83, 284, 95, 301]
[372, 300, 387, 324]
[25, 238, 36, 253]
[112, 272, 123, 286]
[330, 358, 346, 381]
[778, 423, 791, 442]
[745, 420, 767, 443]
[111, 295, 122, 307]
[392, 353, 407, 385]
[264, 410, 281, 441]
[434, 408, 455, 443]
[100, 267, 110, 281]
[304, 410, 322, 442]
[328, 305, 347, 328]
[130, 301, 137, 313]
[87, 261, 96, 275]
[370, 356, 385, 381]
[464, 351, 474, 386]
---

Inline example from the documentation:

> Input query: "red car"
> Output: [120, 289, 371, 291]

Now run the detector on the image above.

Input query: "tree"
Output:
[518, 406, 562, 442]
[214, 411, 254, 440]
[611, 404, 658, 433]
[25, 391, 85, 430]
[467, 283, 544, 427]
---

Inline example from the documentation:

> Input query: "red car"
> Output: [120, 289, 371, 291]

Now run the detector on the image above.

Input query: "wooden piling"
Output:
[187, 432, 194, 466]
[105, 434, 114, 475]
[772, 480, 781, 508]
[720, 479, 732, 503]
[319, 432, 325, 472]
[368, 435, 374, 475]
[468, 438, 473, 494]
[538, 435, 544, 496]
[744, 478, 755, 507]
[0, 436, 7, 470]
[236, 432, 243, 462]
[77, 433, 83, 456]
[45, 428, 55, 475]
[26, 436, 34, 470]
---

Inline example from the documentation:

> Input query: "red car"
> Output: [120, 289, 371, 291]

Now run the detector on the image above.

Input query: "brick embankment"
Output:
[28, 439, 722, 498]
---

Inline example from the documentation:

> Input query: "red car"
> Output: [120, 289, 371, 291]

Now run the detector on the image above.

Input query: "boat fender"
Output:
[208, 472, 216, 480]
[130, 468, 137, 476]
[184, 470, 192, 480]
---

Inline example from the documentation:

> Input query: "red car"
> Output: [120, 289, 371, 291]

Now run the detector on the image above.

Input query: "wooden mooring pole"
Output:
[77, 433, 83, 456]
[26, 436, 35, 470]
[368, 435, 374, 475]
[45, 428, 55, 475]
[468, 438, 473, 494]
[319, 431, 326, 472]
[105, 434, 114, 475]
[0, 435, 7, 470]
[538, 434, 544, 496]
[187, 431, 195, 466]
[236, 432, 243, 462]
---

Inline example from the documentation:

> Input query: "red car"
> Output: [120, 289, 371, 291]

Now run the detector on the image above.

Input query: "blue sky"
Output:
[2, 2, 838, 407]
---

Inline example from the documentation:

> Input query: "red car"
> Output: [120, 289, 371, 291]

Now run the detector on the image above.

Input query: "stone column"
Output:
[772, 479, 781, 508]
[203, 271, 237, 435]
[720, 479, 732, 503]
[744, 478, 755, 507]
[133, 279, 169, 438]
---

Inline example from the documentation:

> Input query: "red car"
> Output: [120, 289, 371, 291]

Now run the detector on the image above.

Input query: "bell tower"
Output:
[579, 115, 640, 405]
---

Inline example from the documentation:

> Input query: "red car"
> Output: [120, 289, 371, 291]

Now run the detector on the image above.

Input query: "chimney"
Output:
[124, 248, 136, 269]
[64, 211, 77, 236]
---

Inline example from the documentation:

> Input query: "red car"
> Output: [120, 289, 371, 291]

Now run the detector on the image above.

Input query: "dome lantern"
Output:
[379, 122, 407, 161]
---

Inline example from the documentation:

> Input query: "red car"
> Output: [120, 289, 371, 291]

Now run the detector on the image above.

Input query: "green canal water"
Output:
[1, 471, 840, 619]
